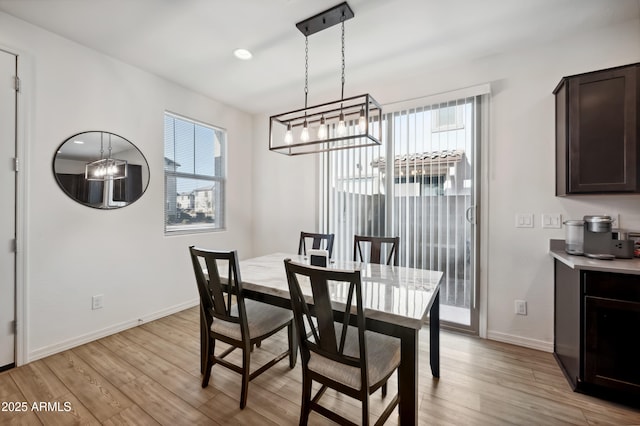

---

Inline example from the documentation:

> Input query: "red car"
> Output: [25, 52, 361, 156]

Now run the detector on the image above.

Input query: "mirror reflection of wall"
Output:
[53, 131, 150, 209]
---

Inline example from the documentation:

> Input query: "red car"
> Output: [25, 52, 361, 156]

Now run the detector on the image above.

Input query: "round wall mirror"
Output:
[53, 131, 150, 209]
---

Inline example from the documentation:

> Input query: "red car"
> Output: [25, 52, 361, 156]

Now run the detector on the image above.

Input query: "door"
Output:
[0, 49, 17, 370]
[322, 91, 487, 333]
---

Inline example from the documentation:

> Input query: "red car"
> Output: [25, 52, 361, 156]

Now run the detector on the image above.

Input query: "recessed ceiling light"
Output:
[233, 48, 253, 60]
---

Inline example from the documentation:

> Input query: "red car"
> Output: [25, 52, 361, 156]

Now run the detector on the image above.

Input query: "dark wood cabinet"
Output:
[554, 260, 640, 404]
[113, 164, 143, 202]
[554, 260, 581, 389]
[56, 165, 143, 206]
[57, 173, 103, 204]
[584, 271, 640, 394]
[555, 63, 640, 195]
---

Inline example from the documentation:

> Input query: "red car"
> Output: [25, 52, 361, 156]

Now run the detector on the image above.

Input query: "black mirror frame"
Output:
[52, 131, 150, 210]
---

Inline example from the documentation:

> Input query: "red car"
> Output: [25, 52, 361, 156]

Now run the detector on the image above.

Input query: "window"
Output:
[164, 112, 226, 234]
[431, 104, 465, 132]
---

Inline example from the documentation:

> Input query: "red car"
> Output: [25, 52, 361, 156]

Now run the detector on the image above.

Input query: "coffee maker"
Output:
[583, 215, 615, 260]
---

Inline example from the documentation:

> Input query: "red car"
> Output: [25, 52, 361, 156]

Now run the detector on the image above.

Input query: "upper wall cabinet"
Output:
[554, 63, 640, 195]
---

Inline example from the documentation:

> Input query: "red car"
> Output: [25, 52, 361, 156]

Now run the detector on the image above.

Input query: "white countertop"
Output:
[549, 240, 640, 275]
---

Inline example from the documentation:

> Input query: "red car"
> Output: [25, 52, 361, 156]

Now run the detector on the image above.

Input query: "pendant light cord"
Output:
[304, 34, 309, 109]
[99, 132, 104, 160]
[341, 17, 345, 101]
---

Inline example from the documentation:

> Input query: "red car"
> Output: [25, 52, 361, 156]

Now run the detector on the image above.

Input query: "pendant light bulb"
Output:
[358, 107, 366, 133]
[300, 119, 309, 142]
[337, 111, 346, 136]
[284, 123, 293, 144]
[318, 115, 328, 139]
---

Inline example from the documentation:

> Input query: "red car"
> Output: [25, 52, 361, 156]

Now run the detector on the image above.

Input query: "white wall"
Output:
[0, 11, 255, 362]
[253, 18, 640, 351]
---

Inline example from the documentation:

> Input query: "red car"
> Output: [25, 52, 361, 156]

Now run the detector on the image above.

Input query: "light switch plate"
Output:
[515, 213, 534, 228]
[542, 213, 562, 229]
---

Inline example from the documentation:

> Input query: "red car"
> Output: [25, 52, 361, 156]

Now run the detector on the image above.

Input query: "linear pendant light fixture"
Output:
[269, 2, 382, 156]
[85, 132, 128, 181]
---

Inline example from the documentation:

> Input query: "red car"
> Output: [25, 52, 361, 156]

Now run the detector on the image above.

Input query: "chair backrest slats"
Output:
[189, 247, 247, 335]
[353, 235, 400, 266]
[308, 274, 338, 354]
[284, 259, 367, 373]
[298, 232, 335, 258]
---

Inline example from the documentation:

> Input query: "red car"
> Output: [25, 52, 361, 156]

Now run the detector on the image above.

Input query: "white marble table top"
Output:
[238, 253, 443, 329]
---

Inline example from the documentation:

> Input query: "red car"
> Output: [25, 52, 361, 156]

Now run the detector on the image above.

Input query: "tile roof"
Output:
[371, 149, 465, 169]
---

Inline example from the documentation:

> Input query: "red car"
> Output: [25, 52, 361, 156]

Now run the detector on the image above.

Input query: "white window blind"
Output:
[322, 87, 488, 321]
[164, 112, 226, 234]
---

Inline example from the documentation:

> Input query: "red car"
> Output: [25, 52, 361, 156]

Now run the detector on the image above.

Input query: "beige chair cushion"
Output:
[211, 299, 292, 341]
[307, 325, 401, 391]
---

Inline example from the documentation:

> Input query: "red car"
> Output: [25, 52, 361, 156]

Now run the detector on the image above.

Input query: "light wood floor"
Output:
[1, 306, 640, 425]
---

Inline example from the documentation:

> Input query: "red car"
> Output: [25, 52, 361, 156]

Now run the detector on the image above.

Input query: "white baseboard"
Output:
[487, 330, 553, 353]
[28, 299, 199, 363]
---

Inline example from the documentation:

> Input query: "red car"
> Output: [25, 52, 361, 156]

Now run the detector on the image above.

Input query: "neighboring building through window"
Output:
[164, 112, 226, 234]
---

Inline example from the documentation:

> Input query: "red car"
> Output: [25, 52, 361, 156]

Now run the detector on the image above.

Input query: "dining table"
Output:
[200, 252, 442, 425]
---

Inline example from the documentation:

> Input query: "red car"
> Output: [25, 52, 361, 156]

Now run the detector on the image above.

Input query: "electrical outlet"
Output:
[92, 294, 103, 310]
[515, 299, 527, 315]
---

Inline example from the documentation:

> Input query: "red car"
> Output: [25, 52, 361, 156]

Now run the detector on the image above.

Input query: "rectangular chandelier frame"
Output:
[269, 93, 382, 156]
[85, 158, 128, 181]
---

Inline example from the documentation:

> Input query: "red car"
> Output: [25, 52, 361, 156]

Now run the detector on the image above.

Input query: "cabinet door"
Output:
[554, 260, 581, 388]
[113, 164, 143, 202]
[568, 66, 638, 193]
[585, 296, 640, 393]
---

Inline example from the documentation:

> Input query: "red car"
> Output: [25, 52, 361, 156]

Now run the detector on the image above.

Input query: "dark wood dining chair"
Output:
[353, 235, 400, 266]
[189, 247, 297, 409]
[298, 231, 335, 258]
[284, 258, 400, 426]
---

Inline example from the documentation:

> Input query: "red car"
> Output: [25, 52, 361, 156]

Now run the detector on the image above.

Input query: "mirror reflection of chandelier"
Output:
[85, 132, 128, 181]
[269, 2, 382, 156]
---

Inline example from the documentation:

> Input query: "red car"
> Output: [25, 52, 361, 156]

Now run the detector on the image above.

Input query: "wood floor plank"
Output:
[197, 391, 281, 426]
[113, 340, 219, 407]
[9, 360, 69, 402]
[102, 404, 161, 426]
[31, 392, 100, 426]
[1, 306, 640, 425]
[140, 319, 199, 353]
[72, 341, 143, 388]
[0, 373, 20, 400]
[97, 332, 135, 353]
[0, 391, 43, 426]
[43, 351, 133, 422]
[120, 375, 219, 426]
[120, 327, 197, 372]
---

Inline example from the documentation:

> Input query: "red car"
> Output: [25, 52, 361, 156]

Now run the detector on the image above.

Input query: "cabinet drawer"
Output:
[583, 271, 640, 302]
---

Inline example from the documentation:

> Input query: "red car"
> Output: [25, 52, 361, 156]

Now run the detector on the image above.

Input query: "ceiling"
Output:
[0, 0, 638, 115]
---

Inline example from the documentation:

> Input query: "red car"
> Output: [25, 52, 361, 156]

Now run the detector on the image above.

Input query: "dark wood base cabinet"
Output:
[554, 260, 640, 406]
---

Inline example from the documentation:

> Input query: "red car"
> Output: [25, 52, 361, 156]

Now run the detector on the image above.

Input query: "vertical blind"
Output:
[321, 89, 487, 316]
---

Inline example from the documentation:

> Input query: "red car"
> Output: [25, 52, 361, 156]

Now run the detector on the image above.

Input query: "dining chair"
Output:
[298, 231, 335, 258]
[284, 258, 400, 426]
[189, 246, 297, 409]
[353, 235, 400, 266]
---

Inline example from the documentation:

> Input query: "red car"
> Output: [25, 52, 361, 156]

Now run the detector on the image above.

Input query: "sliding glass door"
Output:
[321, 90, 486, 332]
